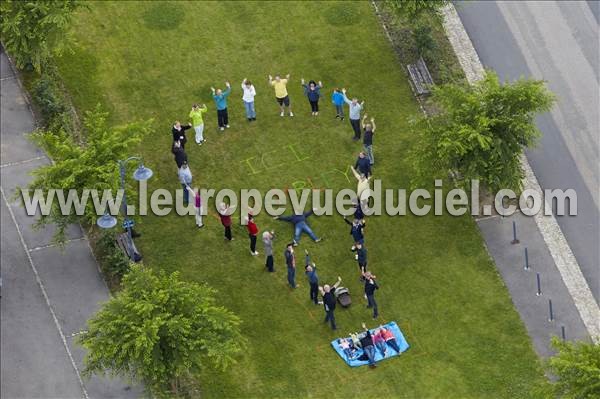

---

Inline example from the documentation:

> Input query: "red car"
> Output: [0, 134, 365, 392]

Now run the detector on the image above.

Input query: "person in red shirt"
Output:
[219, 203, 233, 241]
[246, 213, 259, 256]
[378, 326, 401, 354]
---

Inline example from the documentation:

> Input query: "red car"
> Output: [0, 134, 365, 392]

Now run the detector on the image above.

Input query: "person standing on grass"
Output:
[241, 78, 257, 121]
[269, 74, 294, 117]
[172, 121, 192, 148]
[273, 208, 322, 246]
[301, 79, 323, 116]
[341, 88, 364, 140]
[350, 165, 372, 201]
[364, 272, 379, 319]
[356, 242, 368, 278]
[354, 151, 371, 178]
[172, 140, 187, 169]
[178, 161, 193, 206]
[319, 276, 342, 330]
[186, 185, 204, 228]
[361, 114, 376, 165]
[189, 103, 208, 145]
[219, 203, 234, 241]
[360, 323, 377, 368]
[331, 88, 345, 120]
[246, 213, 259, 256]
[304, 249, 321, 305]
[284, 243, 297, 289]
[211, 82, 231, 131]
[343, 216, 366, 251]
[263, 230, 275, 272]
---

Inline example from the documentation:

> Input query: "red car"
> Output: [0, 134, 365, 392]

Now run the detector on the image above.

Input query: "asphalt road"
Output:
[456, 0, 599, 303]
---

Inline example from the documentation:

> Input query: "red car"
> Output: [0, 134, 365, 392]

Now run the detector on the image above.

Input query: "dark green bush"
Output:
[31, 71, 75, 135]
[413, 24, 436, 61]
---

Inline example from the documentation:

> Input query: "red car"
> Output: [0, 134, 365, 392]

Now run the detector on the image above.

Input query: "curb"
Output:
[440, 3, 600, 343]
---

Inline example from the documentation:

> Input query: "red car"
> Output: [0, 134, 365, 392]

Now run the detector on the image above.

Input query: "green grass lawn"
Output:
[56, 1, 546, 397]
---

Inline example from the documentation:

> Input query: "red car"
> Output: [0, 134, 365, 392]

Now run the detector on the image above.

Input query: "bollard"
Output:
[548, 299, 554, 322]
[536, 273, 542, 296]
[561, 326, 566, 341]
[524, 247, 530, 270]
[511, 221, 520, 244]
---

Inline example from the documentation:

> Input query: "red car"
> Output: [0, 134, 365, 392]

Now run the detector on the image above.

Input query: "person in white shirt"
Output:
[241, 78, 257, 121]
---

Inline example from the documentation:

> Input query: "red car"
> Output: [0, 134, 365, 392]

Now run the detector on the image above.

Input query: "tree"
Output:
[0, 0, 83, 72]
[545, 337, 600, 398]
[78, 265, 245, 396]
[410, 71, 555, 193]
[25, 105, 152, 243]
[381, 0, 450, 21]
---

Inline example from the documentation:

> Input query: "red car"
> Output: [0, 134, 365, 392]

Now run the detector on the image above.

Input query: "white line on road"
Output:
[1, 186, 90, 399]
[28, 237, 88, 253]
[0, 156, 47, 169]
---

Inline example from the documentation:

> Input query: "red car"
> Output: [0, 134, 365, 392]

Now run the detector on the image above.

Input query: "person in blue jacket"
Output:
[331, 88, 345, 120]
[211, 82, 231, 131]
[301, 78, 323, 116]
[274, 208, 323, 245]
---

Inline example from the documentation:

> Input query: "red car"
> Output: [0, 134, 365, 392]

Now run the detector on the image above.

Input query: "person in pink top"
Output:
[373, 329, 387, 357]
[378, 326, 401, 354]
[186, 186, 204, 228]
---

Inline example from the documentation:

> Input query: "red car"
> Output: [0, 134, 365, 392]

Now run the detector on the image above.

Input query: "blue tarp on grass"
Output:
[331, 321, 409, 367]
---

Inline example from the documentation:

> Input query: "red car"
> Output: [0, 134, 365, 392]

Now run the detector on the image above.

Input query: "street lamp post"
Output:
[97, 156, 152, 262]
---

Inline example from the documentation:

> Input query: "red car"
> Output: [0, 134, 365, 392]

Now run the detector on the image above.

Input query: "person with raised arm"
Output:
[241, 78, 257, 121]
[341, 88, 364, 140]
[268, 73, 293, 117]
[211, 81, 232, 131]
[319, 276, 343, 330]
[361, 114, 376, 165]
[301, 78, 323, 116]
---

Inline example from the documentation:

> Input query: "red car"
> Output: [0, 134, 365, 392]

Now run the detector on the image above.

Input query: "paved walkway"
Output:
[440, 4, 599, 357]
[1, 49, 140, 399]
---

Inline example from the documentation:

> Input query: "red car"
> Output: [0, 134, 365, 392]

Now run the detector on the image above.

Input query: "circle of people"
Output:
[170, 74, 394, 368]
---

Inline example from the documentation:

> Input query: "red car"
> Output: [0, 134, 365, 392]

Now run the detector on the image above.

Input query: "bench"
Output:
[407, 57, 434, 96]
[116, 232, 142, 262]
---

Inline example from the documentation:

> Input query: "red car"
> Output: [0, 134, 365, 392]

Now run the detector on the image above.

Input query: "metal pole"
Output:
[524, 247, 530, 270]
[119, 161, 135, 259]
[536, 273, 541, 296]
[511, 220, 520, 244]
[548, 299, 554, 322]
[561, 326, 566, 341]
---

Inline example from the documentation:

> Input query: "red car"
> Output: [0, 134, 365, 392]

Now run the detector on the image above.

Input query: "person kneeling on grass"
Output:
[274, 208, 322, 246]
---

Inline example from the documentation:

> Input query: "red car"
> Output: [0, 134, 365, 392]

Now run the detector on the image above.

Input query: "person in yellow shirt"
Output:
[268, 74, 294, 117]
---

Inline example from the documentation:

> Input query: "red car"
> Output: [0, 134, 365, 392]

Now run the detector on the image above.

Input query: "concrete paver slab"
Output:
[1, 199, 84, 399]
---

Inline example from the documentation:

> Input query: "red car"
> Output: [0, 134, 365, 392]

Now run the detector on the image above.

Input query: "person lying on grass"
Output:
[273, 208, 322, 246]
[377, 326, 402, 354]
